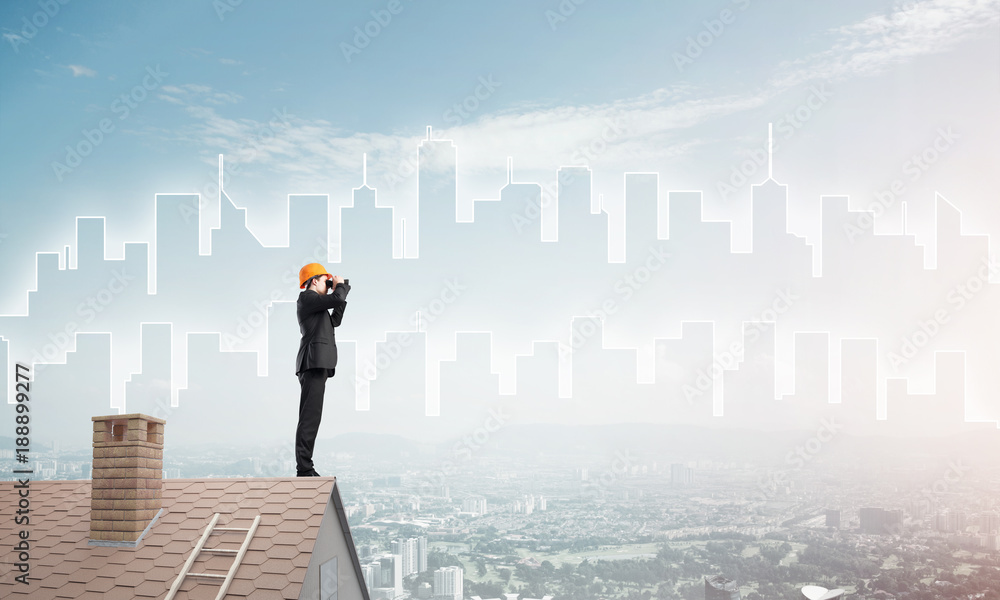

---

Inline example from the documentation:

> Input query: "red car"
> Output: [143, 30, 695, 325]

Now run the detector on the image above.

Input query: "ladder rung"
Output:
[164, 513, 261, 600]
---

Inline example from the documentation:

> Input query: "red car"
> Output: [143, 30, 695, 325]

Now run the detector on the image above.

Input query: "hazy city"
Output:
[3, 2, 999, 599]
[5, 420, 998, 599]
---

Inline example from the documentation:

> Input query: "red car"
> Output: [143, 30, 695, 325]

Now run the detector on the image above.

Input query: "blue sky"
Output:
[2, 0, 999, 444]
[2, 0, 997, 258]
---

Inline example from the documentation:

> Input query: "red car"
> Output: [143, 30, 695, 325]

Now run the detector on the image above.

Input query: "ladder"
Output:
[164, 512, 262, 600]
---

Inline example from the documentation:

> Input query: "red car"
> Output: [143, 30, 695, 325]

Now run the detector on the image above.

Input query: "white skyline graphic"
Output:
[1, 124, 996, 449]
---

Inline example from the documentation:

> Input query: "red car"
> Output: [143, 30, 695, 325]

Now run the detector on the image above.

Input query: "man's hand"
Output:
[331, 275, 345, 286]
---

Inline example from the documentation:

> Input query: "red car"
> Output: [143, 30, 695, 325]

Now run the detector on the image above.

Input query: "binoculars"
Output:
[325, 278, 349, 291]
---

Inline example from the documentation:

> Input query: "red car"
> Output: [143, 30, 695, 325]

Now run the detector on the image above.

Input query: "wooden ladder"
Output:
[164, 512, 262, 600]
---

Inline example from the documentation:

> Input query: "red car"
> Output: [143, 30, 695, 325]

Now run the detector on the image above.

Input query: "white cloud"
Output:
[67, 64, 97, 77]
[769, 0, 1000, 89]
[155, 0, 998, 193]
[158, 84, 243, 107]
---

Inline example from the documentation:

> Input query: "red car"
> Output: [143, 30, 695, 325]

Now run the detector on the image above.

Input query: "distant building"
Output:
[390, 536, 428, 577]
[936, 510, 967, 532]
[671, 463, 694, 485]
[705, 574, 741, 599]
[511, 495, 538, 515]
[359, 544, 378, 559]
[417, 535, 428, 572]
[860, 507, 901, 534]
[365, 553, 402, 599]
[433, 566, 463, 600]
[361, 562, 379, 593]
[462, 495, 488, 516]
[391, 539, 413, 577]
[980, 512, 1000, 534]
[825, 509, 841, 529]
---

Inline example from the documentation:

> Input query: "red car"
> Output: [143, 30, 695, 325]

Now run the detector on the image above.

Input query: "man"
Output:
[295, 262, 351, 477]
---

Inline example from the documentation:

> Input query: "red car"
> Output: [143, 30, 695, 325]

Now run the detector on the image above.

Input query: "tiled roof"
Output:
[0, 477, 335, 599]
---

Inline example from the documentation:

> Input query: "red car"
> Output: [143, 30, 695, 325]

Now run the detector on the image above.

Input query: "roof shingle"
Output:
[0, 477, 337, 599]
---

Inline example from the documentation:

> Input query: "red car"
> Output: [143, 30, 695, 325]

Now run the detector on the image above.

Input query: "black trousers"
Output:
[296, 367, 333, 473]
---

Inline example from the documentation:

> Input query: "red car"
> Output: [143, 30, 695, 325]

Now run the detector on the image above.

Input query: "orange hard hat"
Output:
[299, 263, 332, 289]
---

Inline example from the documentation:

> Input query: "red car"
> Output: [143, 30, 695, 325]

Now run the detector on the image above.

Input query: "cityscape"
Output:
[4, 417, 998, 598]
[2, 1, 999, 598]
[2, 125, 999, 600]
[1, 135, 996, 447]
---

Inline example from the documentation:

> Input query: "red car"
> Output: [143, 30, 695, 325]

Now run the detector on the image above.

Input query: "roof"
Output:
[0, 477, 369, 600]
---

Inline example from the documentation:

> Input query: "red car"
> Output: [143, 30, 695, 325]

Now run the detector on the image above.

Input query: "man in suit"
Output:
[295, 262, 351, 477]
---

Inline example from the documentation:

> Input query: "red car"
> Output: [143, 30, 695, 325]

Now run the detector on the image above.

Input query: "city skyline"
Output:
[2, 0, 998, 447]
[0, 130, 997, 449]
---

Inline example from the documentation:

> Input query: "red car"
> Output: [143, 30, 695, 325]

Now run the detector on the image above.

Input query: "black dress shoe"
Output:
[296, 470, 318, 477]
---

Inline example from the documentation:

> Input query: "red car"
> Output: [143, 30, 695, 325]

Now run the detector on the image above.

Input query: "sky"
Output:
[1, 0, 999, 448]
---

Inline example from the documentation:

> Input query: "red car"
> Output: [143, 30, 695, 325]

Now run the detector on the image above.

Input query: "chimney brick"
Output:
[90, 413, 165, 543]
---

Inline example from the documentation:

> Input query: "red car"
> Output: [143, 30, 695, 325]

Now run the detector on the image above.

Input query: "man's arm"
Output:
[299, 282, 349, 318]
[330, 282, 349, 327]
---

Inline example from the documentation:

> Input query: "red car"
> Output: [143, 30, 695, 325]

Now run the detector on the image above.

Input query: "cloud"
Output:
[158, 84, 243, 107]
[769, 0, 1000, 89]
[152, 0, 998, 193]
[67, 64, 97, 77]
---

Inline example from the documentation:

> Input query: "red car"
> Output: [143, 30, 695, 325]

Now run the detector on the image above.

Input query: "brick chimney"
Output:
[90, 413, 165, 543]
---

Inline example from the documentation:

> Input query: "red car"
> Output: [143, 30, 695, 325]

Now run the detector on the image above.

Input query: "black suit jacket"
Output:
[295, 281, 350, 376]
